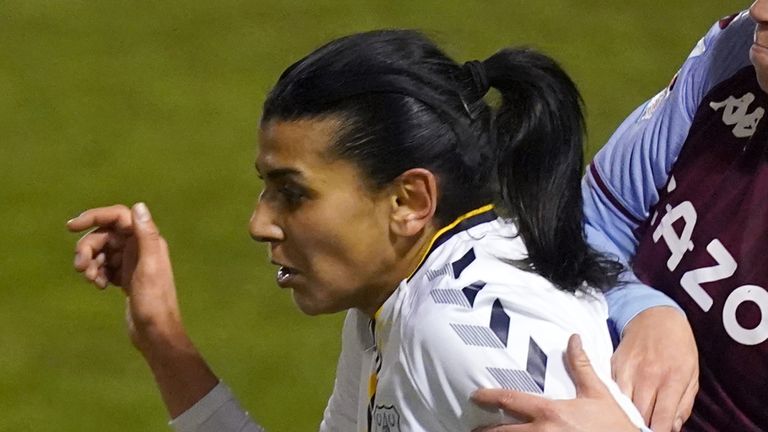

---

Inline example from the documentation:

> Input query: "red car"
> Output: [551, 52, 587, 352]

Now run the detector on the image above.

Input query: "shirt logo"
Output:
[648, 177, 768, 346]
[372, 405, 401, 432]
[709, 92, 765, 138]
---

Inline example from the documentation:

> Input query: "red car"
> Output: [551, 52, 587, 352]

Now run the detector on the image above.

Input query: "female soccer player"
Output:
[68, 30, 645, 431]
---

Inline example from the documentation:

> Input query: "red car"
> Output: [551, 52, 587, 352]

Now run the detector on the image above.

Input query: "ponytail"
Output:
[483, 48, 622, 292]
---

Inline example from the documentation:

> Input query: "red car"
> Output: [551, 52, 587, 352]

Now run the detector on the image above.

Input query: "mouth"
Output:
[754, 38, 768, 50]
[754, 26, 768, 50]
[275, 264, 299, 287]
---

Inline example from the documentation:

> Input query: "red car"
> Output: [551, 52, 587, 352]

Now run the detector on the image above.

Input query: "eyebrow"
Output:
[255, 166, 304, 181]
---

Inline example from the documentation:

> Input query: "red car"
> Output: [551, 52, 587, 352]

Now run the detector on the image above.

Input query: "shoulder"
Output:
[391, 224, 625, 427]
[679, 11, 753, 101]
[396, 230, 613, 423]
[397, 278, 609, 429]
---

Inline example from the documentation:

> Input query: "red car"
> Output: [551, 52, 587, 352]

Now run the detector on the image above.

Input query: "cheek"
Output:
[755, 65, 768, 94]
[750, 42, 768, 92]
[293, 195, 388, 265]
[293, 214, 389, 293]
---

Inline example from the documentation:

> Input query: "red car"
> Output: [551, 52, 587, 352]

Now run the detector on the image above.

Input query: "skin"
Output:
[473, 3, 768, 431]
[472, 335, 637, 432]
[751, 0, 768, 91]
[67, 203, 218, 418]
[610, 307, 697, 431]
[251, 118, 437, 316]
[67, 117, 441, 418]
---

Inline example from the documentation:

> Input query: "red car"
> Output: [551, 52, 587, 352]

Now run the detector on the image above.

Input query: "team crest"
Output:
[373, 405, 401, 432]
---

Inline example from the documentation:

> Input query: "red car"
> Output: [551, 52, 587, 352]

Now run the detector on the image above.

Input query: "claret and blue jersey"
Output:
[584, 11, 768, 431]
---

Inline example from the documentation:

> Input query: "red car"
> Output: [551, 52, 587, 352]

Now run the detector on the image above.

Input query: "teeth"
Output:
[277, 266, 292, 282]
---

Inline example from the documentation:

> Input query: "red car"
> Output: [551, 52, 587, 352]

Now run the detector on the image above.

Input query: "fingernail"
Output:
[673, 417, 683, 431]
[74, 253, 83, 267]
[67, 211, 84, 225]
[133, 202, 150, 223]
[572, 334, 583, 350]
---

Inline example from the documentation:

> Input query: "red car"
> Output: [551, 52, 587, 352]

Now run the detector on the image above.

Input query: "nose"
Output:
[751, 0, 768, 24]
[249, 201, 284, 243]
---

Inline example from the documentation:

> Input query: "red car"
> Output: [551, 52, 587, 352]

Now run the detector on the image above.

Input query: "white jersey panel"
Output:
[323, 216, 645, 431]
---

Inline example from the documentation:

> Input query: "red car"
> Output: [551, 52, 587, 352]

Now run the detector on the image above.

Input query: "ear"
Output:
[389, 168, 438, 237]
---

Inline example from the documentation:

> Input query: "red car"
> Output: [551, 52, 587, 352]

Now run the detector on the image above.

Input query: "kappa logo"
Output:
[373, 405, 401, 432]
[709, 92, 765, 138]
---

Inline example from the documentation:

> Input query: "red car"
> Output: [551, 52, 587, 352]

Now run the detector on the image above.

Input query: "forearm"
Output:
[138, 327, 219, 419]
[139, 327, 267, 431]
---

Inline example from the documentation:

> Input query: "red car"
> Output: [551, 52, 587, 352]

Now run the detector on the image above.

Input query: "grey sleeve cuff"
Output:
[170, 382, 265, 432]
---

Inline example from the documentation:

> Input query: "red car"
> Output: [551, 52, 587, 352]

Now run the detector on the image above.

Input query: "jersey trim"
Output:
[407, 204, 496, 282]
[588, 164, 643, 225]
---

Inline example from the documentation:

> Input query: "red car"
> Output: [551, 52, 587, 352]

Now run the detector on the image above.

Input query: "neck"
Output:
[359, 224, 439, 318]
[360, 204, 496, 318]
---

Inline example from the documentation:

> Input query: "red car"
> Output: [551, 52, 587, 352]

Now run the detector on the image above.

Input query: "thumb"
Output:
[131, 202, 164, 262]
[565, 334, 608, 398]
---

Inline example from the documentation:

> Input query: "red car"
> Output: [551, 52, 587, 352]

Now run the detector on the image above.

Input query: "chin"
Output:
[291, 292, 341, 316]
[757, 72, 768, 94]
[750, 50, 768, 93]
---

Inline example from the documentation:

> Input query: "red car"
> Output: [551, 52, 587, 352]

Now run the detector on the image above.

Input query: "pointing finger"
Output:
[67, 205, 133, 233]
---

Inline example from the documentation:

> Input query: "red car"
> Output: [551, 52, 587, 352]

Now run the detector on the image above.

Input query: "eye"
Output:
[278, 184, 306, 207]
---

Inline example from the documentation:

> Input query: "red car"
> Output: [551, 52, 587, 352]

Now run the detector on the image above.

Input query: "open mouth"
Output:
[276, 266, 297, 286]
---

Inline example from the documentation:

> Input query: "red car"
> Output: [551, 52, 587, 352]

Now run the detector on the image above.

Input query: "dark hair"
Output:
[262, 30, 622, 293]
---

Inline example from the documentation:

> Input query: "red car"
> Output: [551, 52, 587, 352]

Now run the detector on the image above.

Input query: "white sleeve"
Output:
[320, 309, 366, 431]
[169, 382, 265, 432]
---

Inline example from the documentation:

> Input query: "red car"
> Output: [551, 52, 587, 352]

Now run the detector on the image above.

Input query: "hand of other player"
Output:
[612, 306, 698, 432]
[471, 334, 639, 432]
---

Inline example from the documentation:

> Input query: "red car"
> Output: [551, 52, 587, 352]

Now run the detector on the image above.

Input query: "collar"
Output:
[371, 204, 496, 321]
[407, 204, 496, 282]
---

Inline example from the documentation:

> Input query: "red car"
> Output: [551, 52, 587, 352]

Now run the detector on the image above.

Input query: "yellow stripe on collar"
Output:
[372, 204, 495, 320]
[409, 203, 494, 280]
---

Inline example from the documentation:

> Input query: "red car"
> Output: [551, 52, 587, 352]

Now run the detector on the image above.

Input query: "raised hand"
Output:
[68, 203, 183, 349]
[68, 203, 217, 416]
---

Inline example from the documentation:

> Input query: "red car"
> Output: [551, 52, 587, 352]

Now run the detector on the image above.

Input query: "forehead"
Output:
[257, 117, 339, 173]
[256, 117, 374, 192]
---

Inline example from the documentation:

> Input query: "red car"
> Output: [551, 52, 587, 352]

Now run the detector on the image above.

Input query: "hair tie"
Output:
[462, 60, 490, 101]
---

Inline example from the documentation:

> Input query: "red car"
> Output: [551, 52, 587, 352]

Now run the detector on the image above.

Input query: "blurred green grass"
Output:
[0, 1, 739, 430]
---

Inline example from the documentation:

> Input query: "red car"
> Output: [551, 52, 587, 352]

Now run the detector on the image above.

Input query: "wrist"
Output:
[131, 317, 191, 357]
[623, 305, 686, 338]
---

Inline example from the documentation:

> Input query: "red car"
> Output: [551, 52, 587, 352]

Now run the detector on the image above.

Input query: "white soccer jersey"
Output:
[321, 206, 646, 431]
